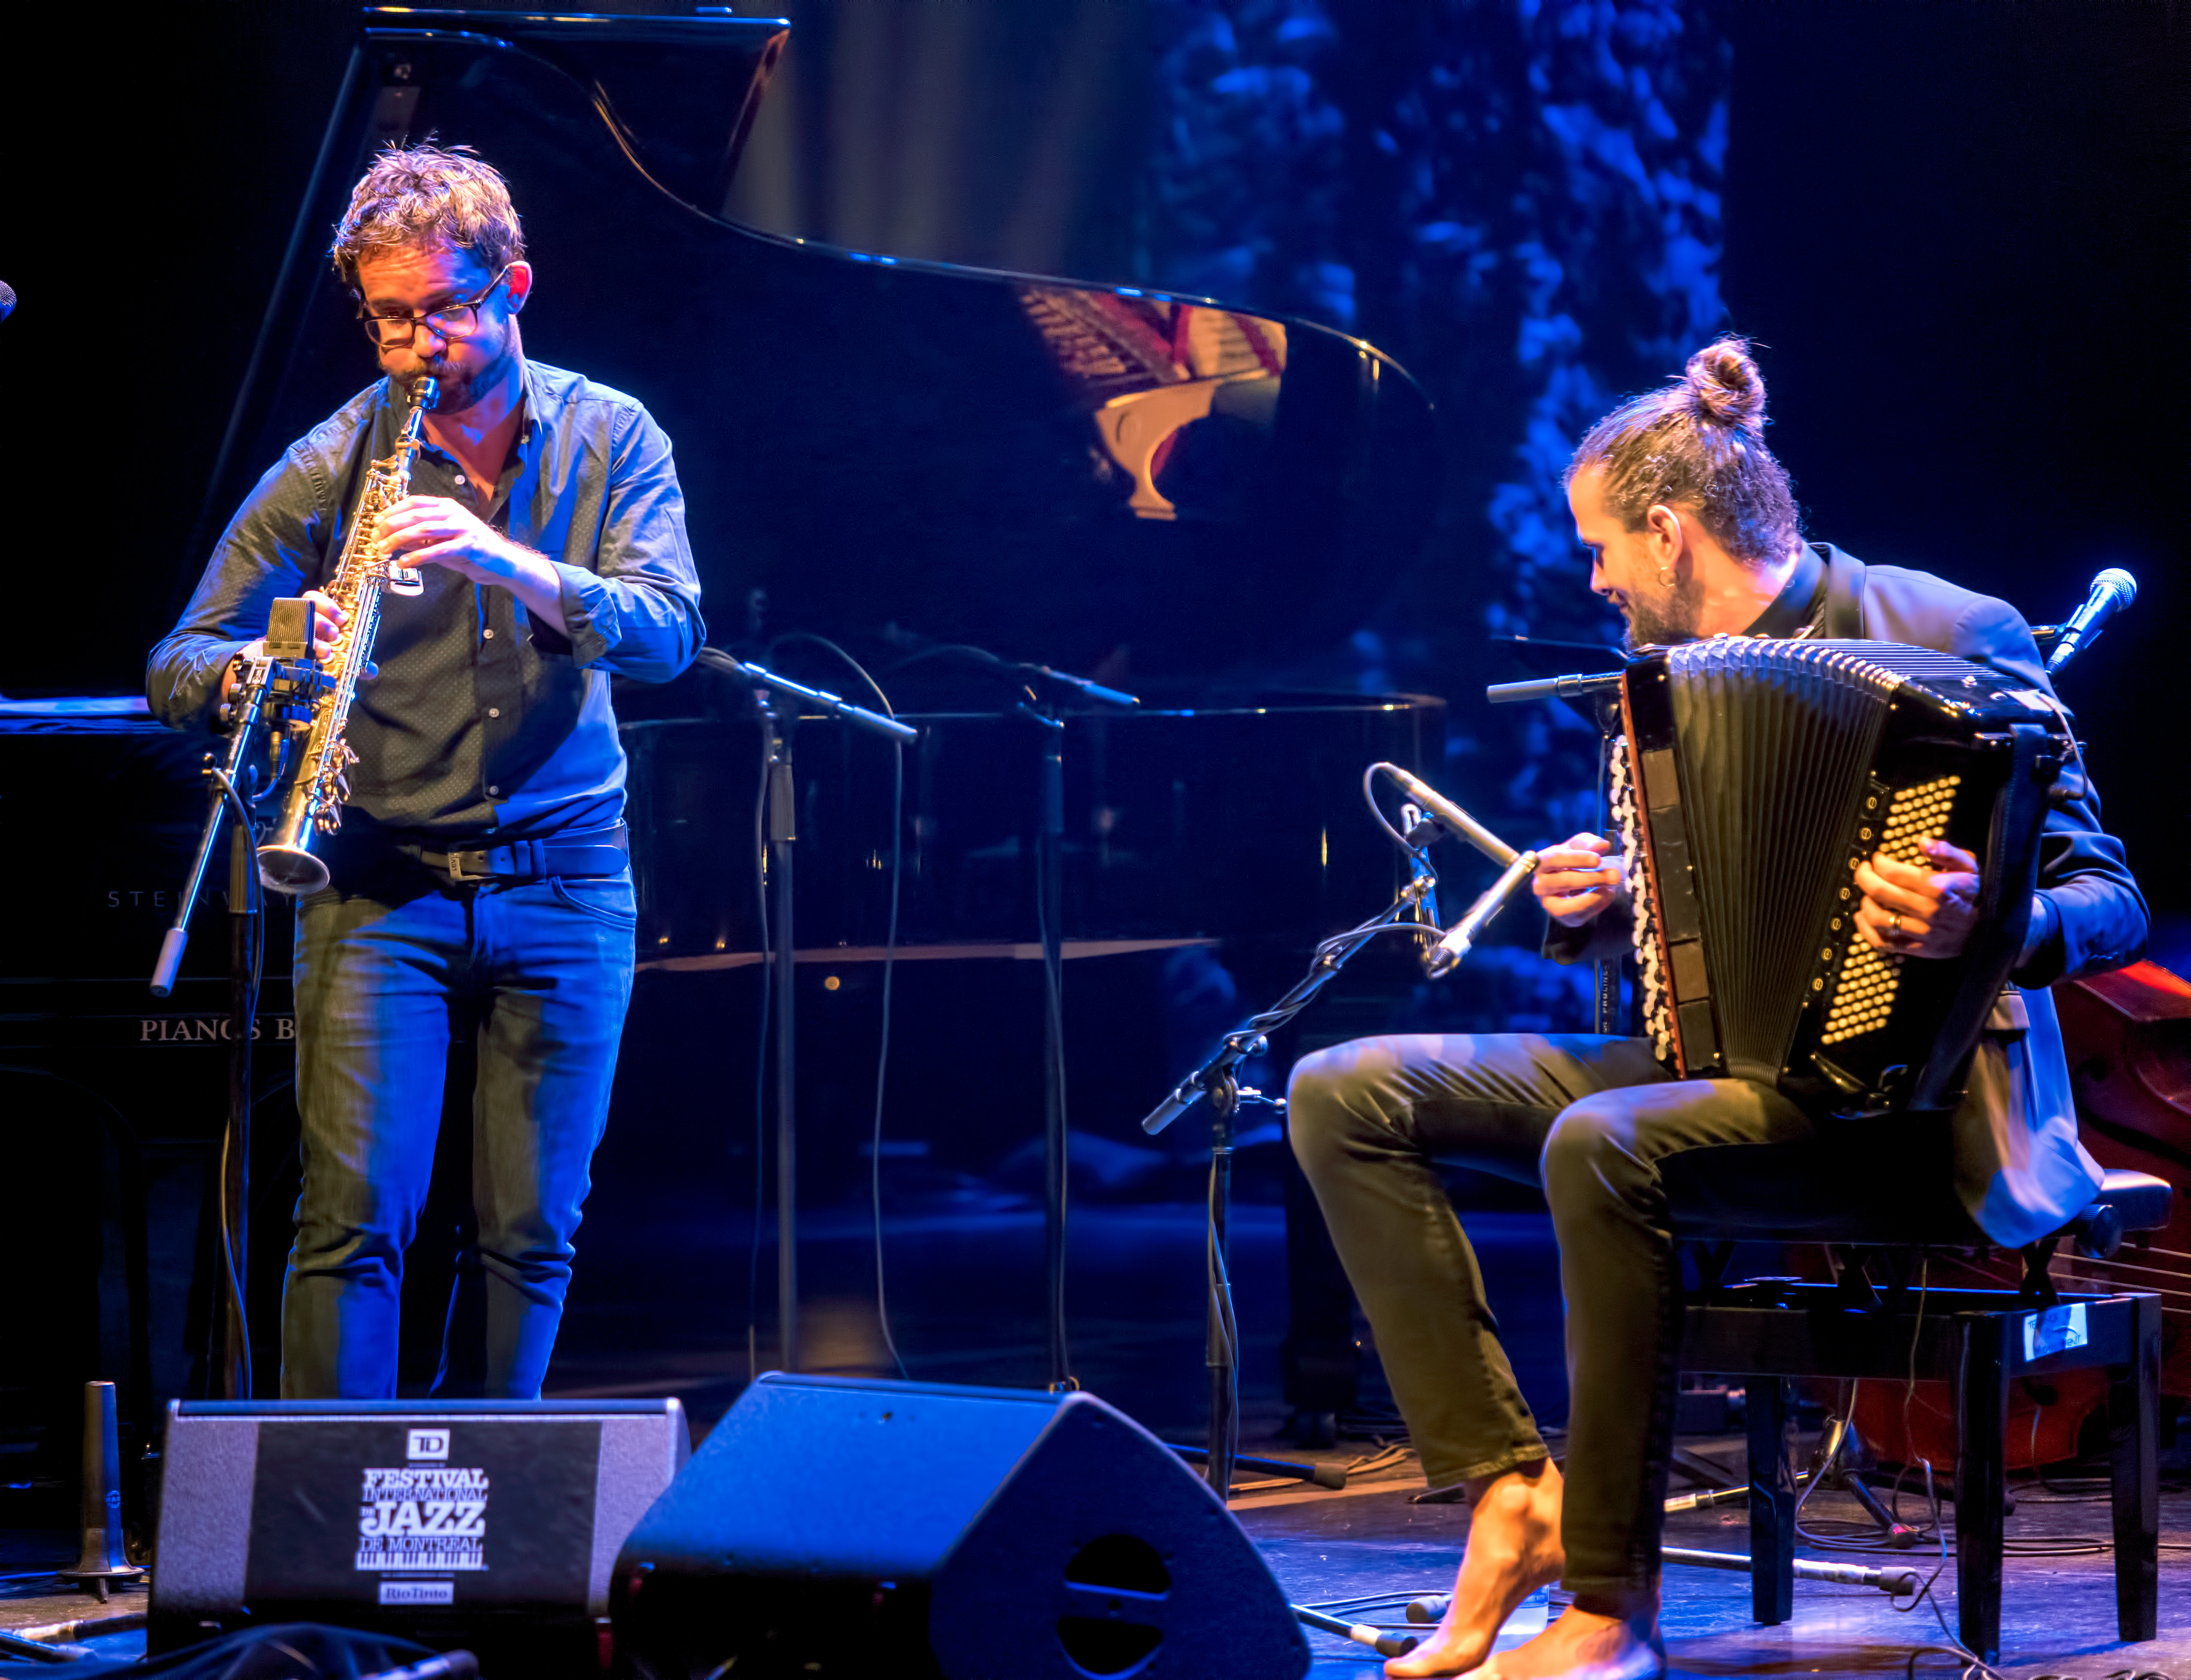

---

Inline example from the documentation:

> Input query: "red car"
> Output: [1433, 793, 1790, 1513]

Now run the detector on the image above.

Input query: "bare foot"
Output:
[1385, 1459, 1566, 1678]
[1473, 1595, 1664, 1680]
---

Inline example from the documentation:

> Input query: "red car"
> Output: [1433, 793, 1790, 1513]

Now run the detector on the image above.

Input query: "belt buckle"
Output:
[445, 849, 491, 883]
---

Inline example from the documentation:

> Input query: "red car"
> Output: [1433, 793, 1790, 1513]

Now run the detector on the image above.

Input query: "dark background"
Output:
[1721, 1, 2188, 952]
[0, 0, 2182, 925]
[0, 0, 2184, 1440]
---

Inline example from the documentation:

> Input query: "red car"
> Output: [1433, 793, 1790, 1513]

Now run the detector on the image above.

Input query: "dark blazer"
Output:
[1553, 543, 2147, 1245]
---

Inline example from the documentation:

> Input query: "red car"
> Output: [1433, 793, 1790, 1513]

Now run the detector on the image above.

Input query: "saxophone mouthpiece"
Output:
[413, 375, 440, 410]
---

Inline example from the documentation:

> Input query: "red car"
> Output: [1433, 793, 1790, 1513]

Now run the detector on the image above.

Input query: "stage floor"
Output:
[8, 1456, 2189, 1678]
[6, 1437, 2189, 1677]
[1240, 1436, 2191, 1678]
[6, 1203, 2186, 1676]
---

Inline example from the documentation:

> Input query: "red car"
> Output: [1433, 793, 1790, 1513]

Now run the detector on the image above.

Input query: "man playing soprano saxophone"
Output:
[149, 144, 704, 1398]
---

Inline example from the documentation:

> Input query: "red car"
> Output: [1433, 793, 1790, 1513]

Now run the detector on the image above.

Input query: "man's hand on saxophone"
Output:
[373, 494, 571, 639]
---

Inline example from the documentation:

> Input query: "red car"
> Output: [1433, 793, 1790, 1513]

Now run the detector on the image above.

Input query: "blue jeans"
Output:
[282, 866, 637, 1398]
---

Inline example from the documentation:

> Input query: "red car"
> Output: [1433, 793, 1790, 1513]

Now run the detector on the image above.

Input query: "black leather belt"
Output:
[420, 823, 630, 884]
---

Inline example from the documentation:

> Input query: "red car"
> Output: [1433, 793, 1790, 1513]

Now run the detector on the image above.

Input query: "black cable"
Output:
[760, 635, 909, 1374]
[1794, 1380, 1947, 1554]
[766, 633, 896, 715]
[874, 739, 907, 1377]
[1359, 765, 1416, 852]
[746, 723, 769, 1384]
[238, 838, 262, 1398]
[1034, 755, 1072, 1386]
[1316, 922, 1445, 962]
[208, 764, 259, 1399]
[1208, 1162, 1239, 1478]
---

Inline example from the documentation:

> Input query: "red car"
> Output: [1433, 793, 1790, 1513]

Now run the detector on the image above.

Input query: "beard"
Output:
[408, 350, 491, 414]
[1620, 570, 1706, 649]
[409, 356, 477, 414]
[393, 319, 517, 417]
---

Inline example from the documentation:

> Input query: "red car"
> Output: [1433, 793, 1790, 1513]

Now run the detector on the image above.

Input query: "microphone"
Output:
[1027, 663, 1138, 710]
[695, 648, 918, 743]
[1424, 849, 1539, 977]
[2045, 567, 2137, 674]
[1484, 670, 1625, 706]
[1373, 764, 1519, 867]
[0, 282, 14, 321]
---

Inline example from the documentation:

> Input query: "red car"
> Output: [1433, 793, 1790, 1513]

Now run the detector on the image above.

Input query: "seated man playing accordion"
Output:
[1287, 338, 2146, 1680]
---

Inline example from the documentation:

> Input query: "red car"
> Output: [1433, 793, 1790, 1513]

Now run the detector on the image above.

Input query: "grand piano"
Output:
[0, 6, 1446, 1477]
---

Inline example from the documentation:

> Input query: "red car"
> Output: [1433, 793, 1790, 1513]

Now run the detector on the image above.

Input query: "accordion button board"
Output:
[1616, 639, 2069, 1117]
[1818, 775, 1962, 1047]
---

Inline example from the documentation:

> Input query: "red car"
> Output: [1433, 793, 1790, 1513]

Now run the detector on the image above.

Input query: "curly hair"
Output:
[329, 142, 526, 289]
[1566, 337, 1802, 566]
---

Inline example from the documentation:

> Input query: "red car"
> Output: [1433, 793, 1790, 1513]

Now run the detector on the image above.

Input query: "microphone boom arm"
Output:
[1142, 767, 1538, 1135]
[1140, 872, 1439, 1135]
[696, 648, 918, 742]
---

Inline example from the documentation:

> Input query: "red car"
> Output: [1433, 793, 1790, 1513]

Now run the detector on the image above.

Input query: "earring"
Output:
[1655, 564, 1674, 587]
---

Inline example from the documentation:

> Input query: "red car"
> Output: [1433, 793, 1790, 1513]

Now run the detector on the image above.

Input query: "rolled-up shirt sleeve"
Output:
[147, 443, 337, 731]
[542, 402, 704, 680]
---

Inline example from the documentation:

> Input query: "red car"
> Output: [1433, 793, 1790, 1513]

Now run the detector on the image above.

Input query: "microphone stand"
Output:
[1138, 849, 1440, 1500]
[1028, 696, 1071, 1391]
[1011, 665, 1136, 1395]
[1140, 776, 1541, 1499]
[149, 626, 319, 1400]
[696, 649, 914, 1373]
[879, 633, 1138, 1394]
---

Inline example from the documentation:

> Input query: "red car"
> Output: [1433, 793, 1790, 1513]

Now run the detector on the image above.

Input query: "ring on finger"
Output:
[1888, 911, 1903, 934]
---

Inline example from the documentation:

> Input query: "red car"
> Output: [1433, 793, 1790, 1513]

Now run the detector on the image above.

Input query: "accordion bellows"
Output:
[1614, 639, 2069, 1117]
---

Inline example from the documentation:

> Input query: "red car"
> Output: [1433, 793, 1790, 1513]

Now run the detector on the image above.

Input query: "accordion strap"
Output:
[1910, 721, 2055, 1111]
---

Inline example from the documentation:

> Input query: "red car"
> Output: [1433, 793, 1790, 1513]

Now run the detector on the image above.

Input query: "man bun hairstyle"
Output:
[329, 142, 526, 290]
[1566, 336, 1801, 566]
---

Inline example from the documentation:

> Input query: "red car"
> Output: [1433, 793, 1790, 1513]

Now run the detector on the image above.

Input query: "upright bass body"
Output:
[255, 377, 438, 896]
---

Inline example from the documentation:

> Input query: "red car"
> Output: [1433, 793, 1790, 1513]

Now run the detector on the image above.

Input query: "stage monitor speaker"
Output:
[610, 1373, 1310, 1680]
[149, 1398, 689, 1671]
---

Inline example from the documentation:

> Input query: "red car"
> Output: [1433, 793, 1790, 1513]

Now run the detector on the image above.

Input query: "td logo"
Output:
[406, 1428, 451, 1461]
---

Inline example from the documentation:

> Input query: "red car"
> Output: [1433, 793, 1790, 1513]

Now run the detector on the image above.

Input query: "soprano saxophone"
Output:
[256, 376, 439, 895]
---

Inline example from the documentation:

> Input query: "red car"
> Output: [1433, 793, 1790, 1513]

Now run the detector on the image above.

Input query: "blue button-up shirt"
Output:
[148, 360, 704, 847]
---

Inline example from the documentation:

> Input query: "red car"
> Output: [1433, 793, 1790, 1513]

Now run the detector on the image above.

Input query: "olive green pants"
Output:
[1287, 1031, 1942, 1595]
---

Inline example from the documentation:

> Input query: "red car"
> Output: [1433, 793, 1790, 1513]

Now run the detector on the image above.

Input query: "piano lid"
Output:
[192, 7, 1439, 685]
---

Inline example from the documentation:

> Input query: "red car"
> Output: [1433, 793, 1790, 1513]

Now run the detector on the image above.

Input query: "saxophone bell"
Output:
[256, 838, 333, 897]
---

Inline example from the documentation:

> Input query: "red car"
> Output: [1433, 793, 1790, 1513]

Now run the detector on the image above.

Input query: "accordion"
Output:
[1612, 639, 2070, 1116]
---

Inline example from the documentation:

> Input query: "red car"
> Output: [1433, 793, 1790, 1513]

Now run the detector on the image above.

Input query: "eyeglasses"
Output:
[357, 266, 512, 348]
